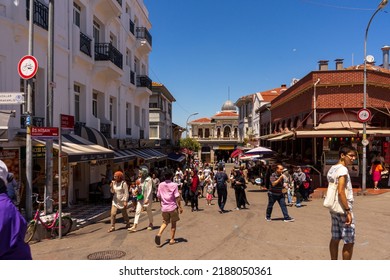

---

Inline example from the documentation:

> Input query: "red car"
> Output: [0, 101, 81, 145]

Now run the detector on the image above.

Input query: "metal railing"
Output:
[136, 27, 152, 47]
[136, 75, 152, 90]
[100, 123, 111, 139]
[94, 43, 123, 69]
[80, 32, 92, 57]
[21, 115, 45, 129]
[26, 0, 48, 30]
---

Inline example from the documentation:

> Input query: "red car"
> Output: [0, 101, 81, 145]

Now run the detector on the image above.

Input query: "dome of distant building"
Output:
[221, 100, 236, 111]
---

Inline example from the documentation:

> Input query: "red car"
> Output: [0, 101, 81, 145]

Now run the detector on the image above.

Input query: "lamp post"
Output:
[186, 112, 198, 138]
[362, 0, 388, 194]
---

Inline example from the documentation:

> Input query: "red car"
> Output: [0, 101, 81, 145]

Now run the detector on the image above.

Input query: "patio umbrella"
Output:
[244, 146, 275, 158]
[230, 149, 244, 158]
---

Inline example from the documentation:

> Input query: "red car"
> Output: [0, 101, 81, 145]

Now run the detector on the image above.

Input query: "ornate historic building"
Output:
[188, 100, 239, 163]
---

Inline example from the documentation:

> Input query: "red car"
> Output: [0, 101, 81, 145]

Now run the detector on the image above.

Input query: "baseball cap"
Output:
[0, 160, 9, 185]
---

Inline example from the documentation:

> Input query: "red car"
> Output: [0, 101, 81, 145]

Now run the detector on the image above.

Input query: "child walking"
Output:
[205, 178, 214, 205]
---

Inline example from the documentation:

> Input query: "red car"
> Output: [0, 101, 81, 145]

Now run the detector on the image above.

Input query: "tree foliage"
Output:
[179, 137, 201, 152]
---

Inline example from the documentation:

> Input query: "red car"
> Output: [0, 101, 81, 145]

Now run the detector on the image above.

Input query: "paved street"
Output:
[30, 165, 390, 260]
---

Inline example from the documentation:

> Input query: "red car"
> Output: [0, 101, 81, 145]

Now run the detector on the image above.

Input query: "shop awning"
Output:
[0, 111, 12, 141]
[361, 129, 390, 136]
[167, 152, 186, 162]
[216, 145, 235, 150]
[34, 134, 114, 163]
[113, 149, 136, 163]
[142, 148, 167, 160]
[130, 149, 156, 161]
[76, 125, 110, 148]
[268, 132, 294, 141]
[295, 130, 356, 138]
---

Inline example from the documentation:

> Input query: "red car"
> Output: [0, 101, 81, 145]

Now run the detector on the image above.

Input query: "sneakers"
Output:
[284, 217, 295, 222]
[265, 217, 271, 222]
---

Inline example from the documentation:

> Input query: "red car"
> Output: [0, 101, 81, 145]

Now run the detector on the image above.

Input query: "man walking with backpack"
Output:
[214, 164, 229, 213]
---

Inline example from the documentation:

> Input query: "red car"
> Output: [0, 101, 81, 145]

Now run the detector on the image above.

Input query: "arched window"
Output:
[205, 128, 210, 138]
[217, 128, 221, 138]
[223, 126, 231, 138]
[198, 128, 203, 138]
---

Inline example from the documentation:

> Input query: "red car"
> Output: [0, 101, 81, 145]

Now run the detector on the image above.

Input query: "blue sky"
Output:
[144, 0, 390, 129]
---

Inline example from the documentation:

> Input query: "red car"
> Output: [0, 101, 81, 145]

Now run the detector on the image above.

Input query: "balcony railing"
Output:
[136, 27, 152, 47]
[100, 123, 111, 139]
[136, 75, 152, 90]
[130, 71, 135, 85]
[80, 32, 92, 57]
[21, 115, 45, 129]
[94, 43, 123, 69]
[129, 19, 135, 35]
[26, 0, 49, 30]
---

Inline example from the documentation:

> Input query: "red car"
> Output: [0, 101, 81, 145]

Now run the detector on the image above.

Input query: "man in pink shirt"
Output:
[155, 170, 183, 246]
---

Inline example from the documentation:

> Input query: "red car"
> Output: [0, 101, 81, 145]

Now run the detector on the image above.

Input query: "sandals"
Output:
[128, 226, 137, 232]
[107, 227, 115, 233]
[155, 235, 161, 246]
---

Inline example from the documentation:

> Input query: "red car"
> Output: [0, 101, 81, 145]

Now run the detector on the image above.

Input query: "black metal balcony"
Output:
[130, 71, 135, 85]
[94, 43, 123, 69]
[136, 27, 152, 47]
[136, 75, 152, 90]
[20, 115, 45, 129]
[129, 19, 135, 35]
[100, 123, 111, 139]
[26, 0, 48, 30]
[80, 32, 92, 57]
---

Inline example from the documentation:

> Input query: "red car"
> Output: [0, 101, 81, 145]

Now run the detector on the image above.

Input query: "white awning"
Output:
[34, 134, 114, 163]
[268, 132, 294, 141]
[295, 130, 356, 138]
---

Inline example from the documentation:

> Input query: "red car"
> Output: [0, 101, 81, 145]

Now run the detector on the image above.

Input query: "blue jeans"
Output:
[266, 192, 290, 219]
[217, 187, 227, 211]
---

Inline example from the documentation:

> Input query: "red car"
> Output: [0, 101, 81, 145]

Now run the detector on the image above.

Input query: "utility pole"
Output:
[45, 0, 55, 214]
[25, 0, 34, 221]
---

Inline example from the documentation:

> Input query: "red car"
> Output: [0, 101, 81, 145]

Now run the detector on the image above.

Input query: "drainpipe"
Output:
[313, 78, 320, 166]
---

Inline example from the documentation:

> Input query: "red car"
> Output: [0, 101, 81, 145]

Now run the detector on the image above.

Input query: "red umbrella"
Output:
[230, 149, 244, 158]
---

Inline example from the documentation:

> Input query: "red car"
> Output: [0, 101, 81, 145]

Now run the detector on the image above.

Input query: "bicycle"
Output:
[24, 193, 73, 243]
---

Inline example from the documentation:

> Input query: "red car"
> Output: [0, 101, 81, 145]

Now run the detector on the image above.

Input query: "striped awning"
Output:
[167, 152, 186, 162]
[34, 134, 114, 163]
[113, 149, 136, 163]
[76, 126, 110, 148]
[127, 148, 167, 161]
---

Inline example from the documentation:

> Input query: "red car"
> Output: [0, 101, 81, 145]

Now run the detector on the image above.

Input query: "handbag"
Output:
[323, 182, 345, 214]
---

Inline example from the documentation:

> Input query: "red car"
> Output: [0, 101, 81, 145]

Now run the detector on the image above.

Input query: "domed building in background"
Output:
[188, 100, 239, 163]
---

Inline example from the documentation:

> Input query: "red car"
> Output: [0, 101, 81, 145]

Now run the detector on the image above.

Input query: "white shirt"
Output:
[327, 163, 354, 204]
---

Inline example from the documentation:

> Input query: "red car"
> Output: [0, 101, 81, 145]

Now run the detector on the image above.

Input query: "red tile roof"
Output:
[192, 117, 212, 123]
[213, 111, 239, 117]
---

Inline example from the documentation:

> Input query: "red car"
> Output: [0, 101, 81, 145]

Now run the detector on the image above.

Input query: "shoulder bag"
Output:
[323, 182, 345, 214]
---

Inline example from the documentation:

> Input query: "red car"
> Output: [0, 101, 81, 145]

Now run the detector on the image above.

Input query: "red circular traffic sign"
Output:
[357, 108, 371, 122]
[17, 55, 38, 80]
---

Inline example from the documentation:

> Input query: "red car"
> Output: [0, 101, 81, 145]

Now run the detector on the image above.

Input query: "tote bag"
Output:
[323, 182, 345, 214]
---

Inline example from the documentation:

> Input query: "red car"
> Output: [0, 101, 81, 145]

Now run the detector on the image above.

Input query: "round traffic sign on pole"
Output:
[357, 108, 371, 122]
[17, 55, 38, 80]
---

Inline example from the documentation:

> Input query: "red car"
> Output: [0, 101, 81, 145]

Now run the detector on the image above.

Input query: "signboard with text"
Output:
[31, 127, 59, 139]
[60, 114, 74, 129]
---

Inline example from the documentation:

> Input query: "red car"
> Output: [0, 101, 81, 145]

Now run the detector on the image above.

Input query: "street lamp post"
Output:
[362, 0, 388, 194]
[186, 112, 199, 138]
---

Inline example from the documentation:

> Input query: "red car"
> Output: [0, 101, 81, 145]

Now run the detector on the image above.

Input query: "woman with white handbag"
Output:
[325, 145, 357, 260]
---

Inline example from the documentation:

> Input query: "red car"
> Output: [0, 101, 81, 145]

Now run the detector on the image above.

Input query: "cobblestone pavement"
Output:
[29, 165, 390, 260]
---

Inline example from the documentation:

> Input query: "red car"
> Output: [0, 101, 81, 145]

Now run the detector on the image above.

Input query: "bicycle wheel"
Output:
[24, 220, 37, 243]
[54, 216, 73, 236]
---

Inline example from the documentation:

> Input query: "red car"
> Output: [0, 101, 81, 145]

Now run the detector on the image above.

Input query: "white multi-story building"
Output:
[0, 0, 154, 203]
[149, 82, 175, 148]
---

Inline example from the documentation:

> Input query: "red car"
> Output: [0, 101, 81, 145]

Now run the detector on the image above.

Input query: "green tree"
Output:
[179, 137, 201, 152]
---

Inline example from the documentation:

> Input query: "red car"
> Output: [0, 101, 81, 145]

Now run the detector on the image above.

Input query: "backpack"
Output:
[215, 172, 226, 189]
